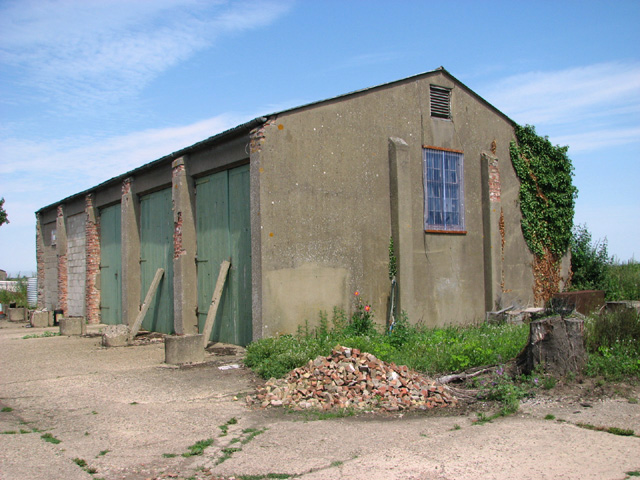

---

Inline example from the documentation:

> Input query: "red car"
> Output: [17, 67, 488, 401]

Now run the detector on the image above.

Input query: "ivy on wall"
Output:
[510, 124, 577, 302]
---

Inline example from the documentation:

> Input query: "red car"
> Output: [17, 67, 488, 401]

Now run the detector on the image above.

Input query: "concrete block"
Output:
[31, 311, 52, 328]
[101, 324, 130, 347]
[8, 307, 27, 322]
[165, 334, 204, 365]
[59, 317, 86, 336]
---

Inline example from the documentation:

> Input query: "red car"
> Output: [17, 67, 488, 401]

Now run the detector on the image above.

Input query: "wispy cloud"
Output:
[0, 0, 293, 110]
[553, 126, 640, 153]
[483, 62, 640, 125]
[481, 62, 640, 153]
[0, 113, 250, 206]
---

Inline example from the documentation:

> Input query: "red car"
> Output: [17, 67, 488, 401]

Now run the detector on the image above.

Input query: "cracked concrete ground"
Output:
[1, 319, 638, 480]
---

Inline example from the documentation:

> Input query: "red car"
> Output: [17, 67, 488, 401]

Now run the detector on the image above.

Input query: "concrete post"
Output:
[121, 177, 141, 327]
[481, 153, 502, 312]
[35, 214, 46, 309]
[249, 123, 268, 341]
[388, 137, 417, 323]
[171, 156, 198, 335]
[56, 205, 68, 314]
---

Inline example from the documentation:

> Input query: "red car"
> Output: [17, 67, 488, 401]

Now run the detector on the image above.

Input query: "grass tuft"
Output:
[41, 432, 61, 444]
[22, 331, 60, 339]
[182, 438, 214, 457]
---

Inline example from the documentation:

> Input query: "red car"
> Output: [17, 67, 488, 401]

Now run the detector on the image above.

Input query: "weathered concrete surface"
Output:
[30, 310, 52, 328]
[59, 316, 85, 336]
[7, 307, 27, 322]
[165, 334, 204, 365]
[1, 319, 638, 480]
[101, 324, 130, 347]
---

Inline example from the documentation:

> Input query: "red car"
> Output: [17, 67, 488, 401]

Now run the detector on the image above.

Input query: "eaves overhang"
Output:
[36, 116, 267, 214]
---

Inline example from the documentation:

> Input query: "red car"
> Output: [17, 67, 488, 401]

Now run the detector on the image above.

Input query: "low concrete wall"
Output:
[31, 311, 53, 328]
[102, 324, 130, 347]
[59, 317, 86, 336]
[165, 334, 204, 365]
[8, 307, 27, 322]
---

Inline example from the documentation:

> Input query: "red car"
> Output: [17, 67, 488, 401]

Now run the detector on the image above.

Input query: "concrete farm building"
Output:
[36, 67, 560, 346]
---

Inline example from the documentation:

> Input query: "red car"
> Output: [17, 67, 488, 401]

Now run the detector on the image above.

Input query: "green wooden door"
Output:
[140, 188, 174, 334]
[196, 164, 251, 346]
[99, 204, 121, 325]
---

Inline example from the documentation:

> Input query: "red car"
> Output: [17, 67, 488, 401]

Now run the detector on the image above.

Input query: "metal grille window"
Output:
[430, 85, 451, 119]
[423, 147, 465, 233]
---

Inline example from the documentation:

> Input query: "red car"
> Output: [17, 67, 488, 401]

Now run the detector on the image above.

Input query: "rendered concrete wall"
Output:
[255, 70, 534, 332]
[66, 213, 86, 316]
[34, 69, 541, 342]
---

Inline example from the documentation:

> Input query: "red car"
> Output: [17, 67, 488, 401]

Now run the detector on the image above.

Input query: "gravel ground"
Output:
[1, 318, 638, 480]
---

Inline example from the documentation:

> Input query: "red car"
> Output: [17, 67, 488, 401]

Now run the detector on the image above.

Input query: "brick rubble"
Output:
[247, 346, 457, 412]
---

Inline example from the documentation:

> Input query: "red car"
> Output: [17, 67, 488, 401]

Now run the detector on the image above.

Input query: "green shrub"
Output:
[479, 371, 529, 415]
[346, 292, 376, 336]
[0, 278, 28, 308]
[583, 308, 640, 380]
[570, 224, 611, 292]
[585, 308, 640, 352]
[605, 260, 640, 301]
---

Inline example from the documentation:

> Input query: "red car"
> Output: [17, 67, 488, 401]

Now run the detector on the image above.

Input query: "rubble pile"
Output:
[247, 346, 457, 412]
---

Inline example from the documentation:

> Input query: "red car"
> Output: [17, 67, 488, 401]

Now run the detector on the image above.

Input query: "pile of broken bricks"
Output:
[247, 346, 457, 412]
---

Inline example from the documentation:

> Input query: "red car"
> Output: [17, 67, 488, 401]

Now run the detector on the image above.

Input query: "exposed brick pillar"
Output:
[85, 194, 101, 324]
[56, 205, 68, 315]
[35, 214, 46, 309]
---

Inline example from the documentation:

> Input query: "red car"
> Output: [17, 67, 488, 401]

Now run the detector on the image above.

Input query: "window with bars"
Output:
[430, 85, 451, 119]
[423, 147, 465, 233]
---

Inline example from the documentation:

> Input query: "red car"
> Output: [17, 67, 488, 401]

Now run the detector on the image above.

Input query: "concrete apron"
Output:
[0, 320, 252, 480]
[1, 319, 639, 480]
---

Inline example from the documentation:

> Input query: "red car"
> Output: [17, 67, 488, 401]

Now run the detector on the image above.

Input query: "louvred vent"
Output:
[430, 85, 451, 119]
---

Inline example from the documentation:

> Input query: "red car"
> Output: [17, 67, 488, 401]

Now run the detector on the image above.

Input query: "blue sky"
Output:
[1, 0, 639, 275]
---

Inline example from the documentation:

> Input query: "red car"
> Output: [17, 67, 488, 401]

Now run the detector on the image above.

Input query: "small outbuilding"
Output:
[36, 67, 566, 346]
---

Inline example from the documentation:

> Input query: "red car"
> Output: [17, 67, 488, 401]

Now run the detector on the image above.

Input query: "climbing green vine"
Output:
[510, 124, 577, 303]
[510, 124, 577, 258]
[388, 236, 397, 280]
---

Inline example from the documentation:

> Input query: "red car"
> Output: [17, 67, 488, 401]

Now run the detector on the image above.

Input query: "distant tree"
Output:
[570, 224, 611, 291]
[0, 198, 8, 227]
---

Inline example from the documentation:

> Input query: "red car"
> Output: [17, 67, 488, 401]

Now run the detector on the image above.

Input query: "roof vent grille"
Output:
[430, 85, 451, 119]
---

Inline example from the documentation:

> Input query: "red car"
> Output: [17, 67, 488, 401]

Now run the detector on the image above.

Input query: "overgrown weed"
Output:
[245, 302, 528, 381]
[584, 308, 640, 380]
